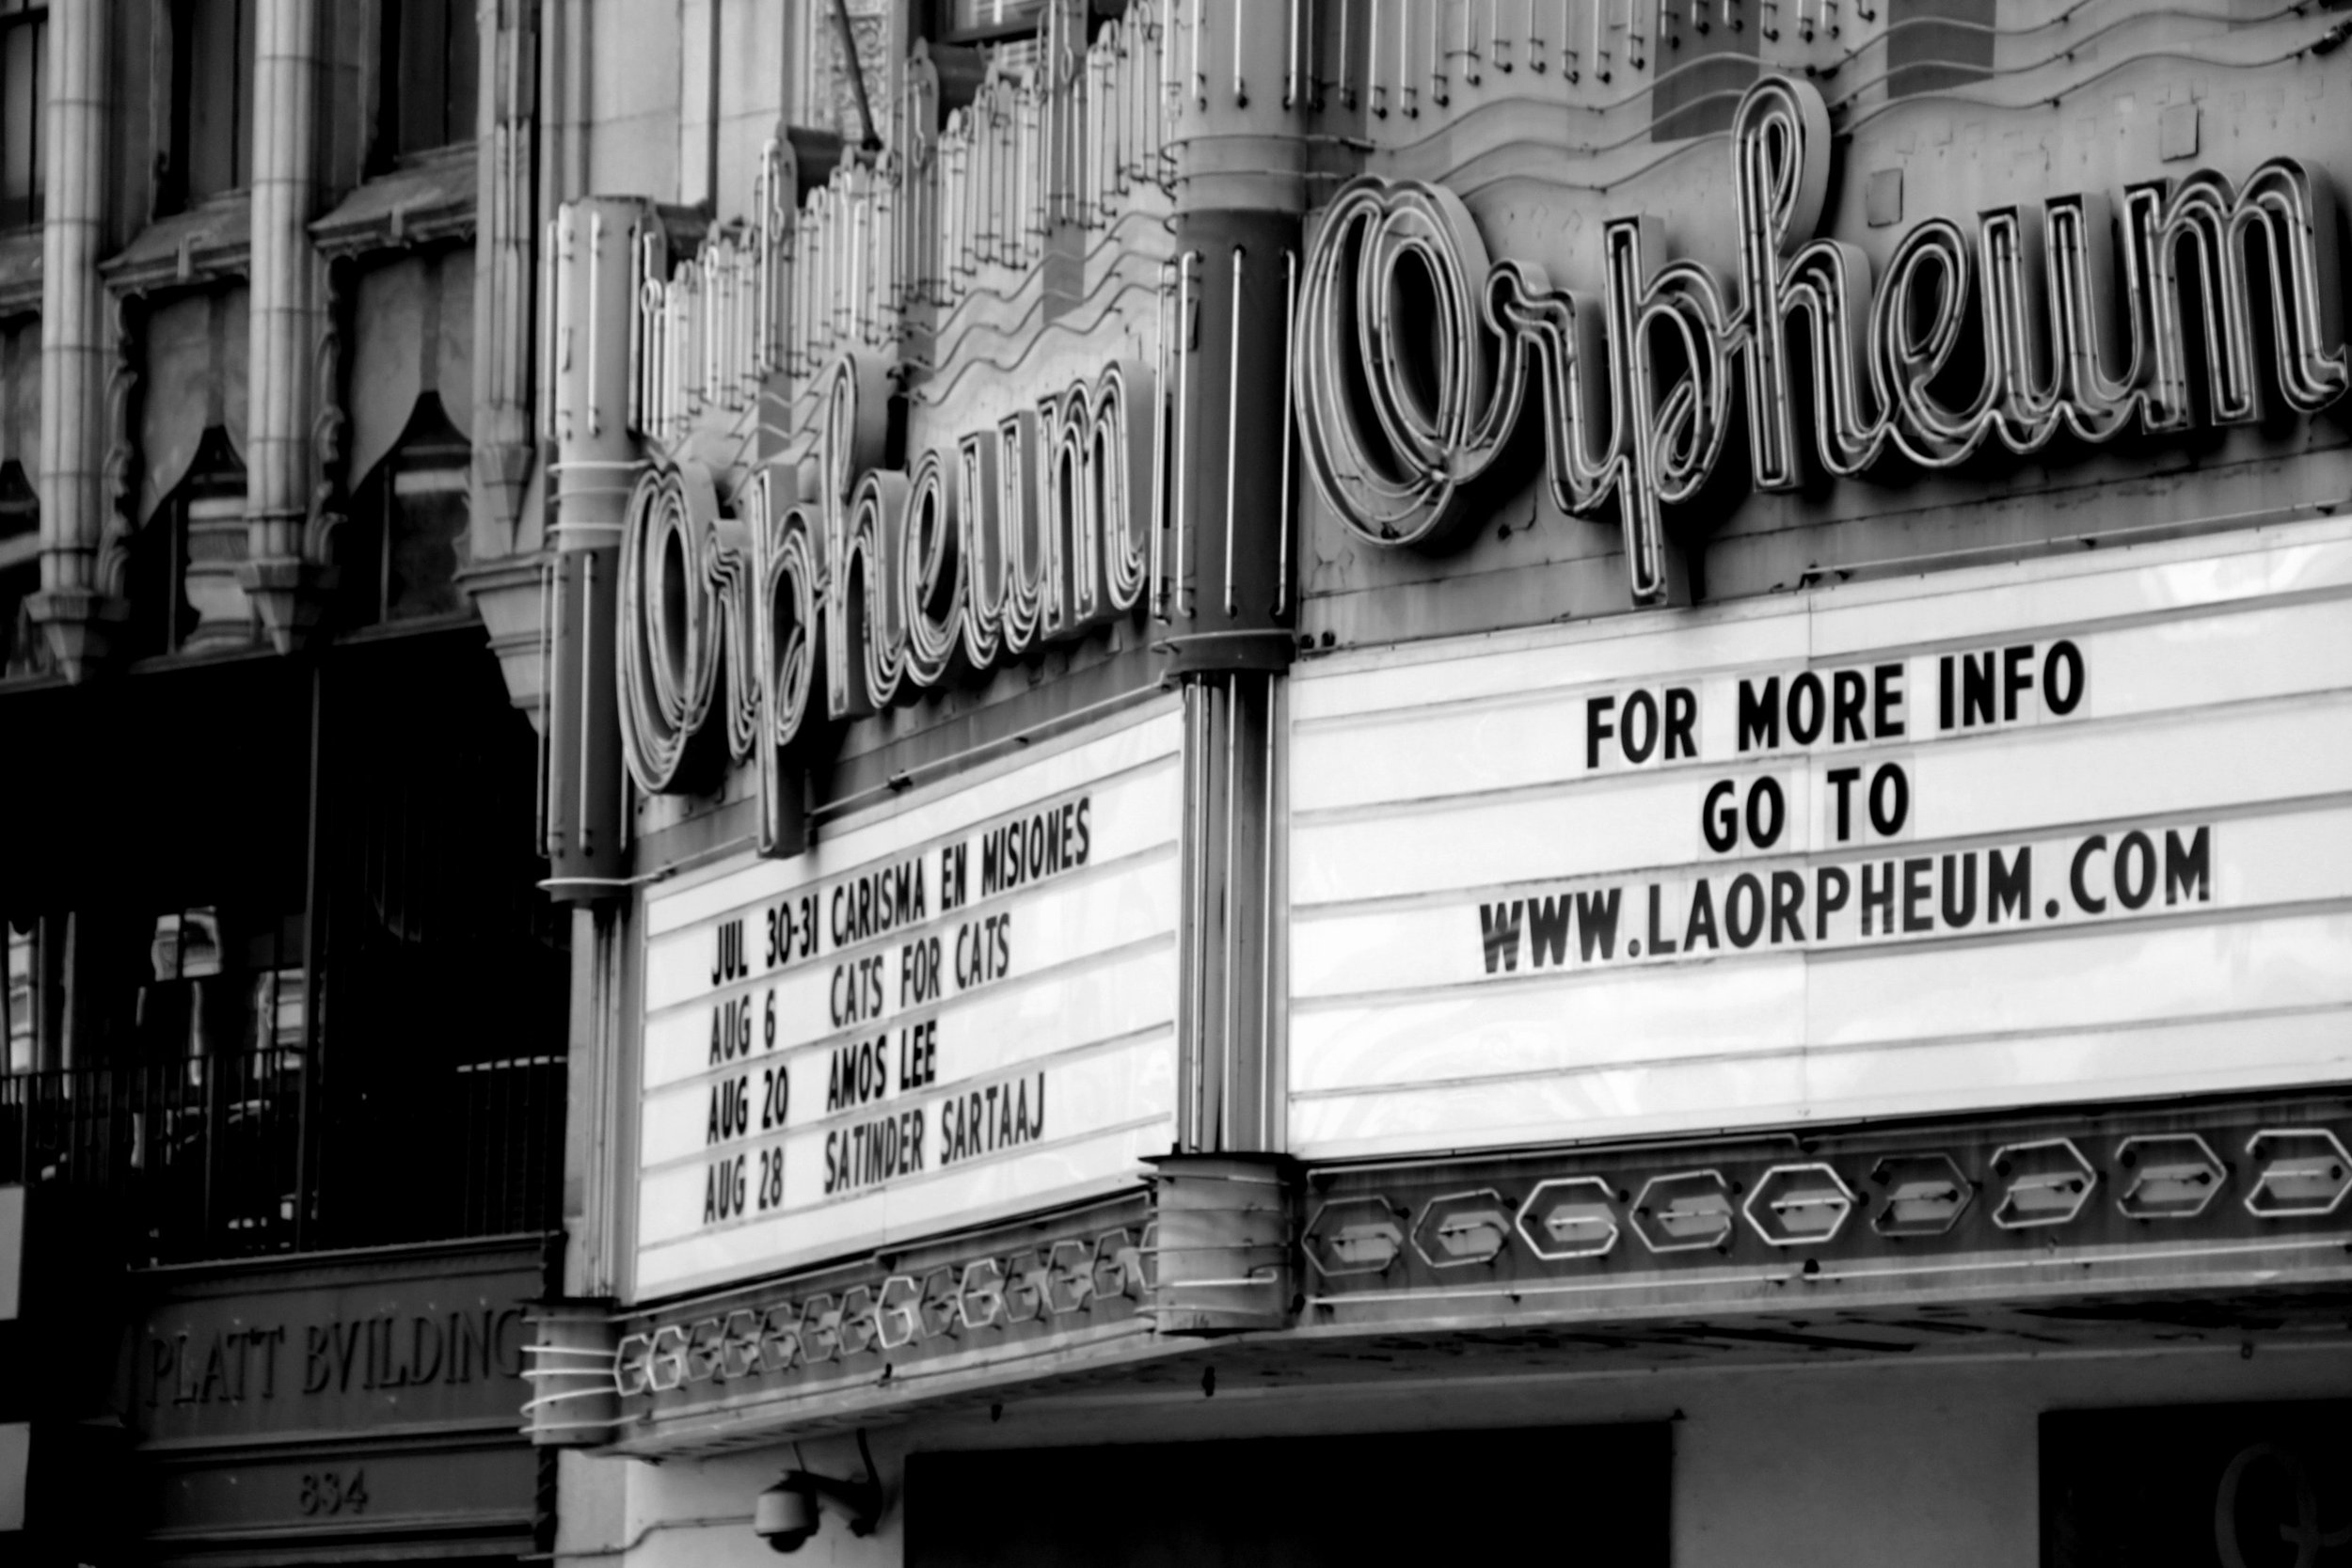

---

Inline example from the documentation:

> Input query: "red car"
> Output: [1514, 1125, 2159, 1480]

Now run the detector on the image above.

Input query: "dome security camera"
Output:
[751, 1436, 882, 1555]
[753, 1476, 821, 1555]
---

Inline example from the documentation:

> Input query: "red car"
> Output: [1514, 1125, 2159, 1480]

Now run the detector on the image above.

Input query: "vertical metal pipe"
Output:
[1221, 674, 1239, 1148]
[1152, 258, 1171, 620]
[199, 1035, 220, 1253]
[1286, 0, 1301, 108]
[1232, 0, 1247, 106]
[534, 557, 553, 855]
[1172, 250, 1198, 615]
[543, 219, 561, 439]
[1429, 0, 1446, 107]
[1223, 245, 1244, 618]
[754, 147, 772, 372]
[1192, 0, 1206, 107]
[1185, 682, 1209, 1148]
[1260, 673, 1278, 1152]
[580, 553, 597, 850]
[587, 212, 604, 435]
[293, 657, 326, 1251]
[626, 226, 645, 435]
[1276, 246, 1296, 616]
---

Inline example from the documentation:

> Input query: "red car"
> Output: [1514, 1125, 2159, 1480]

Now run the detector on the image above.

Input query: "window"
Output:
[379, 0, 480, 162]
[335, 394, 470, 627]
[172, 0, 255, 205]
[0, 2, 44, 229]
[137, 907, 304, 1070]
[0, 457, 40, 676]
[5, 918, 36, 1074]
[127, 428, 243, 657]
[0, 633, 565, 1259]
[118, 903, 309, 1245]
[3, 912, 68, 1078]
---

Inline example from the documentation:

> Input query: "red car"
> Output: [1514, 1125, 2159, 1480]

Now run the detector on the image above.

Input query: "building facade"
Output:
[526, 2, 2352, 1565]
[0, 5, 565, 1565]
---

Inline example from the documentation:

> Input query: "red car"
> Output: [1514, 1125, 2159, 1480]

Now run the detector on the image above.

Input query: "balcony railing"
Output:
[0, 1041, 564, 1265]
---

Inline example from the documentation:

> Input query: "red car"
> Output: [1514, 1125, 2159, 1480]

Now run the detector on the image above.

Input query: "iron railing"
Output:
[0, 1041, 564, 1264]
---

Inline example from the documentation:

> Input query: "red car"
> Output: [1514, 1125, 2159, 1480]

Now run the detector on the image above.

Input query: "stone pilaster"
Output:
[464, 0, 551, 722]
[1164, 2, 1306, 1160]
[28, 0, 123, 678]
[240, 0, 331, 653]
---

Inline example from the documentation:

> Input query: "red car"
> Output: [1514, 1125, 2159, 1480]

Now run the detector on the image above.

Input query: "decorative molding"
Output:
[303, 254, 351, 562]
[530, 1096, 2352, 1455]
[310, 150, 481, 261]
[99, 198, 255, 300]
[1301, 1093, 2352, 1326]
[94, 293, 143, 601]
[466, 0, 538, 562]
[529, 1199, 1155, 1450]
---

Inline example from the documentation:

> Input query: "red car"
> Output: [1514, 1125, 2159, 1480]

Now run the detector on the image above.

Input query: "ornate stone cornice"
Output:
[98, 197, 253, 299]
[310, 147, 480, 261]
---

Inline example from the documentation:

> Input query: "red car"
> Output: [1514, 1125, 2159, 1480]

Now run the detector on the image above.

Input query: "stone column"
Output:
[1163, 0, 1305, 1161]
[464, 0, 549, 721]
[28, 0, 120, 678]
[241, 0, 328, 653]
[472, 0, 538, 541]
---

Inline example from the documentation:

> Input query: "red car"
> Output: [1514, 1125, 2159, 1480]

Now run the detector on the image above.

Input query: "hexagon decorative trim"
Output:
[2244, 1128, 2352, 1218]
[1989, 1139, 2098, 1229]
[1409, 1189, 1516, 1269]
[1868, 1153, 1975, 1238]
[1742, 1164, 1857, 1247]
[2115, 1134, 2227, 1221]
[1515, 1177, 1623, 1260]
[1630, 1170, 1737, 1254]
[1305, 1196, 1407, 1278]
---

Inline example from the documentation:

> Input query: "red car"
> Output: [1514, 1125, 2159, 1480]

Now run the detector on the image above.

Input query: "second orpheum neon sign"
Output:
[1295, 74, 2349, 605]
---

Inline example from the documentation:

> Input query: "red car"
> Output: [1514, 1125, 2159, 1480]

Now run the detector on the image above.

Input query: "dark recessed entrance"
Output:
[908, 1421, 1671, 1567]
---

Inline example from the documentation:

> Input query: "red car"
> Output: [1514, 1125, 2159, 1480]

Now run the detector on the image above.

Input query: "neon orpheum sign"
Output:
[610, 71, 2349, 835]
[1295, 74, 2350, 605]
[612, 352, 1154, 832]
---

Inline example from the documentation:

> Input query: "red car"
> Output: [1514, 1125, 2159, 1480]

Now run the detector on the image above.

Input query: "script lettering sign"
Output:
[614, 356, 1154, 847]
[1294, 75, 2349, 605]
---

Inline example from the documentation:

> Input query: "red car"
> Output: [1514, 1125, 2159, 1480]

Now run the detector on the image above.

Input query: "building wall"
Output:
[527, 3, 2352, 1563]
[562, 1343, 2352, 1568]
[1, 5, 566, 1563]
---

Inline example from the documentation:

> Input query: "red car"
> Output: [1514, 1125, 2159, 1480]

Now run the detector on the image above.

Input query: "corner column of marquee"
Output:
[241, 0, 330, 653]
[462, 0, 552, 723]
[1148, 0, 1306, 1338]
[538, 199, 643, 906]
[28, 1, 121, 679]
